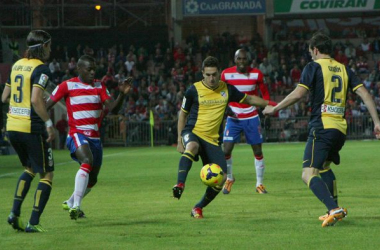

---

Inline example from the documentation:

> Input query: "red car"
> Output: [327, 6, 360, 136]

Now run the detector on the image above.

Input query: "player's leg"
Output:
[222, 118, 240, 194]
[7, 132, 34, 231]
[192, 140, 226, 218]
[173, 132, 200, 199]
[64, 133, 93, 219]
[222, 141, 235, 194]
[320, 161, 337, 204]
[302, 129, 346, 227]
[25, 133, 54, 232]
[244, 117, 266, 193]
[71, 144, 93, 211]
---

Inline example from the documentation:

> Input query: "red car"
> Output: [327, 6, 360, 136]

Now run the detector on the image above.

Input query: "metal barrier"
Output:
[103, 115, 376, 147]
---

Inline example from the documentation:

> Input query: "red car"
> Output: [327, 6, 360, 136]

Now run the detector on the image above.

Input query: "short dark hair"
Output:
[78, 55, 96, 65]
[26, 30, 51, 61]
[309, 32, 332, 55]
[202, 56, 219, 70]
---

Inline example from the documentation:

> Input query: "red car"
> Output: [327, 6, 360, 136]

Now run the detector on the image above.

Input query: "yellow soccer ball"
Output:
[200, 163, 224, 187]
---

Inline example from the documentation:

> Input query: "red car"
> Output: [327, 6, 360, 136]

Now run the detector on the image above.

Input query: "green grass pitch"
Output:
[1, 140, 380, 249]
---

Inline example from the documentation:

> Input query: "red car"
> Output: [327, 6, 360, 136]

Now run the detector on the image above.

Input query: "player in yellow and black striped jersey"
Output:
[1, 30, 56, 232]
[172, 56, 273, 218]
[263, 32, 380, 227]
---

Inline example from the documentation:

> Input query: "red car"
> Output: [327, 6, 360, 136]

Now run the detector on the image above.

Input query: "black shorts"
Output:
[303, 128, 346, 170]
[8, 131, 54, 174]
[181, 130, 227, 173]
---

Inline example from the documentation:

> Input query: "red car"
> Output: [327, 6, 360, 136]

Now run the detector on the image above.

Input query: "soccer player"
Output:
[2, 30, 55, 232]
[172, 56, 275, 218]
[46, 55, 132, 220]
[263, 32, 380, 227]
[221, 49, 270, 195]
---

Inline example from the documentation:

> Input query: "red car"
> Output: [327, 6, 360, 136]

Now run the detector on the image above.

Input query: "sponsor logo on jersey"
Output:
[221, 91, 226, 97]
[9, 106, 31, 116]
[321, 104, 345, 115]
[183, 134, 190, 142]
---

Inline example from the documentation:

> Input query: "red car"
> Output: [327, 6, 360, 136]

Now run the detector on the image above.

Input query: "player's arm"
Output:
[242, 94, 271, 108]
[104, 77, 132, 114]
[32, 66, 55, 142]
[177, 109, 188, 153]
[1, 85, 11, 103]
[263, 85, 308, 115]
[354, 86, 380, 138]
[31, 86, 55, 142]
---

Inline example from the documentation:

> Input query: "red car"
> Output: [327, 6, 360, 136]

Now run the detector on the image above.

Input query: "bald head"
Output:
[234, 49, 250, 73]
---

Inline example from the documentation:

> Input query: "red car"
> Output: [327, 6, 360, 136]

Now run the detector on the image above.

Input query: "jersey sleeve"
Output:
[257, 71, 270, 100]
[100, 82, 112, 103]
[50, 81, 68, 102]
[181, 85, 196, 113]
[346, 66, 363, 92]
[299, 62, 317, 90]
[31, 64, 52, 90]
[227, 84, 246, 103]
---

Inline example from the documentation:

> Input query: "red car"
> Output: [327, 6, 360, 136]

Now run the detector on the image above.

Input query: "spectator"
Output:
[55, 114, 68, 149]
[290, 64, 301, 84]
[259, 58, 273, 77]
[49, 58, 62, 84]
[124, 55, 135, 76]
[356, 55, 369, 74]
[344, 44, 356, 60]
[335, 50, 349, 65]
[61, 69, 73, 82]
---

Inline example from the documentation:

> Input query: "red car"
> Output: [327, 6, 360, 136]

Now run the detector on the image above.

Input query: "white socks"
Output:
[226, 157, 233, 180]
[67, 187, 92, 208]
[73, 169, 89, 208]
[255, 158, 265, 187]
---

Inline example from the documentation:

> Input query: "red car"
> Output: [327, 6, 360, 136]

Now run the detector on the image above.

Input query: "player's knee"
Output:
[186, 142, 199, 155]
[40, 171, 54, 182]
[80, 163, 93, 173]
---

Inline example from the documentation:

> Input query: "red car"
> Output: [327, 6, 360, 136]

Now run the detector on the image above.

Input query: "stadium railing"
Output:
[103, 114, 376, 147]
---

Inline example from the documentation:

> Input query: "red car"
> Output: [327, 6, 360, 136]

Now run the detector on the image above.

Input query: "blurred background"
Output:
[0, 0, 379, 151]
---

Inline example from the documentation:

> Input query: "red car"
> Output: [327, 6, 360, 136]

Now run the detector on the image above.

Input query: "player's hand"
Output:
[177, 140, 184, 153]
[374, 123, 380, 139]
[119, 77, 133, 95]
[46, 126, 56, 143]
[262, 105, 276, 116]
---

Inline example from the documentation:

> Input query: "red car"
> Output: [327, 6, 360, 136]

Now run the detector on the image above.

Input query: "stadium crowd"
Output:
[1, 26, 380, 144]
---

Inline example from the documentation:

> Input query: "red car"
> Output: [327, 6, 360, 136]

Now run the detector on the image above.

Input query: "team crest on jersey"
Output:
[220, 91, 226, 97]
[38, 74, 49, 87]
[183, 134, 189, 142]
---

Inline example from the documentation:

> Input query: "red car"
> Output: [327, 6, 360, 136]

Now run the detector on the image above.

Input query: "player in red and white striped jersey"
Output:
[221, 49, 271, 195]
[47, 55, 132, 219]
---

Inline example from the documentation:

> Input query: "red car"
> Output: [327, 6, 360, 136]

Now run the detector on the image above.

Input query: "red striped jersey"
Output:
[50, 77, 111, 138]
[221, 66, 269, 119]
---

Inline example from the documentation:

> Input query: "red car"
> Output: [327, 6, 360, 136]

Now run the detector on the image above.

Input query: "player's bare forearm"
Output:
[274, 86, 307, 112]
[107, 92, 126, 114]
[243, 95, 269, 108]
[177, 110, 187, 141]
[355, 86, 380, 125]
[46, 97, 56, 111]
[1, 85, 11, 103]
[31, 87, 51, 122]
